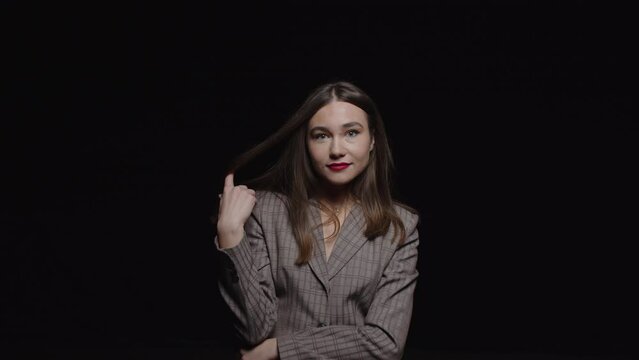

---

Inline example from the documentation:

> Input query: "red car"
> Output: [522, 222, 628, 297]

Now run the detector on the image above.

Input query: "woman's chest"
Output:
[269, 229, 392, 300]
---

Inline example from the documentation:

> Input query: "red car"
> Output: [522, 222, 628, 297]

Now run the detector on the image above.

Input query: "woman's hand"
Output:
[216, 173, 256, 249]
[240, 338, 278, 360]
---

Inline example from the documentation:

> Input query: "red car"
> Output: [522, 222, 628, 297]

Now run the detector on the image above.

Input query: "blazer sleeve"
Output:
[215, 208, 277, 347]
[277, 213, 420, 360]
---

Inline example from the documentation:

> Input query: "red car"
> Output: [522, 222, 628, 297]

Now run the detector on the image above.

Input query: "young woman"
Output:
[215, 81, 420, 360]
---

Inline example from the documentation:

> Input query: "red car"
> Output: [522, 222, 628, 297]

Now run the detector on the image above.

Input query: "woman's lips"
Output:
[327, 163, 351, 171]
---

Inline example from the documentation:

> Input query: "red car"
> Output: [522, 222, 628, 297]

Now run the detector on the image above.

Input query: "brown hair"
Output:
[228, 81, 416, 264]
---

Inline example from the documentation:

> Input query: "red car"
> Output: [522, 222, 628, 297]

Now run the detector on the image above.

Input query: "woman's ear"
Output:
[369, 137, 375, 152]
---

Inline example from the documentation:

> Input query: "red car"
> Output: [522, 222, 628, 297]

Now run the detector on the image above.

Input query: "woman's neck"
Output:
[315, 187, 353, 212]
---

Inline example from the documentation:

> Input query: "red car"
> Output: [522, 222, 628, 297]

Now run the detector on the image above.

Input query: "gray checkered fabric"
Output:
[216, 191, 420, 359]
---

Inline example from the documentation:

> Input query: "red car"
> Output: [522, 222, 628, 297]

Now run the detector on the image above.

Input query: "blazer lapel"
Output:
[327, 203, 368, 281]
[307, 204, 330, 292]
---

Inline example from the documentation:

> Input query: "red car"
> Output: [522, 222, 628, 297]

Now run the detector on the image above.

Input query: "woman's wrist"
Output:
[216, 225, 244, 249]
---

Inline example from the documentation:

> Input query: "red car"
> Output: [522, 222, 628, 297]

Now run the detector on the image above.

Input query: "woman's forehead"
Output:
[309, 101, 367, 128]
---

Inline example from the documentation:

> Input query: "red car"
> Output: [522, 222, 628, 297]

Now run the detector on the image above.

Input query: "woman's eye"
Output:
[314, 133, 328, 140]
[346, 130, 360, 137]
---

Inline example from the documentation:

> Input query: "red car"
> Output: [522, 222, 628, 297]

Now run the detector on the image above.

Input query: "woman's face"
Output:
[307, 101, 375, 189]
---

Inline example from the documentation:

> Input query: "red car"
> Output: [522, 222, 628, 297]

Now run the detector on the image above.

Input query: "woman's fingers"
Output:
[221, 186, 254, 198]
[217, 174, 256, 219]
[216, 175, 258, 248]
[220, 173, 254, 199]
[224, 173, 234, 189]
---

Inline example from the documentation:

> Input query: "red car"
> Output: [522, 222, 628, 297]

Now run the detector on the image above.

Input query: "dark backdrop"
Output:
[4, 1, 637, 359]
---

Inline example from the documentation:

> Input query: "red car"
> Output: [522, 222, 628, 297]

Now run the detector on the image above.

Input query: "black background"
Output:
[3, 1, 638, 359]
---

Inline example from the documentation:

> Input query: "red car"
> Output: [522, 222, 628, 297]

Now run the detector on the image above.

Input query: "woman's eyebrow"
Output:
[309, 122, 364, 132]
[342, 122, 364, 129]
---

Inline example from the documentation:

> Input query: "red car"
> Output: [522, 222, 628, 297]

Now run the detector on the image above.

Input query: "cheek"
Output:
[307, 144, 323, 163]
[354, 144, 372, 161]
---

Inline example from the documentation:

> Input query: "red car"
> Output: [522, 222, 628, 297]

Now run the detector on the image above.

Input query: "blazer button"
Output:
[319, 322, 327, 327]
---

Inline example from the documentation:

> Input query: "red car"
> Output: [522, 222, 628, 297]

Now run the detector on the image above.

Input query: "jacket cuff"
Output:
[215, 232, 253, 281]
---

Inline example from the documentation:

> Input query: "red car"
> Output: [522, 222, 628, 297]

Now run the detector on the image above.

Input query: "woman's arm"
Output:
[217, 206, 278, 347]
[276, 214, 420, 360]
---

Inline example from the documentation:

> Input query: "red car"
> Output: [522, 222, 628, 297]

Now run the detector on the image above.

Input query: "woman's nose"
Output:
[329, 139, 345, 158]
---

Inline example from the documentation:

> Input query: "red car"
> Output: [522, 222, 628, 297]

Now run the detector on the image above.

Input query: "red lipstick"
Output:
[327, 162, 351, 171]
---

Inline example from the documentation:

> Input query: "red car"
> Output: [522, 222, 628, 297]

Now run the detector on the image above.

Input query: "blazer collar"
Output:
[308, 209, 330, 291]
[307, 200, 369, 286]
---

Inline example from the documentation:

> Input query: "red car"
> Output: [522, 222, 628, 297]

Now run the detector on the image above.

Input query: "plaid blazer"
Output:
[216, 191, 420, 359]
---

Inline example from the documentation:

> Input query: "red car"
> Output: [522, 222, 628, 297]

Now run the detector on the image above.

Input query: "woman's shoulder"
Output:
[253, 190, 289, 214]
[392, 201, 420, 229]
[255, 190, 288, 202]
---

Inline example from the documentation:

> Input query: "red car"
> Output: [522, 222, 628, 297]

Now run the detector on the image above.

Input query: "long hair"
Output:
[228, 81, 416, 264]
